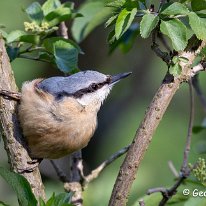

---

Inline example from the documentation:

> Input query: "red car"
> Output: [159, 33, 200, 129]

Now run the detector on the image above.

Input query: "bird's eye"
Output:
[90, 83, 97, 90]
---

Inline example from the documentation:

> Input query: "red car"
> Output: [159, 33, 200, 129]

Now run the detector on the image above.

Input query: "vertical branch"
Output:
[109, 74, 181, 206]
[158, 80, 195, 205]
[64, 151, 83, 206]
[109, 41, 205, 206]
[0, 38, 45, 200]
[59, 22, 69, 39]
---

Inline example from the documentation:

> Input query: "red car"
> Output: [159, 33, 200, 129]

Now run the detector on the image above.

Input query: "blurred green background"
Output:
[0, 0, 206, 205]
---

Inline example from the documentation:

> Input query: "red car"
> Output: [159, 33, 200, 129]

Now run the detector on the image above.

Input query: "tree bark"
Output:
[109, 41, 205, 206]
[0, 38, 45, 200]
[109, 74, 180, 206]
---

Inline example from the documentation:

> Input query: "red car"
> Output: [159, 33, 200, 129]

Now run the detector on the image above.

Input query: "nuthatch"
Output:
[18, 70, 131, 159]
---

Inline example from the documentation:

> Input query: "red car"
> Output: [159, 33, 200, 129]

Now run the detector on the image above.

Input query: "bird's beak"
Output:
[110, 72, 132, 85]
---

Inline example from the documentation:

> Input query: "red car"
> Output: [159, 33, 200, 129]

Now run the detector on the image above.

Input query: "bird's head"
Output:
[37, 70, 131, 111]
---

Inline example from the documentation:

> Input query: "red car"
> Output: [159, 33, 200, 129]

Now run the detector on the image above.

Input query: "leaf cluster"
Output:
[106, 0, 206, 52]
[1, 0, 82, 73]
[0, 167, 73, 206]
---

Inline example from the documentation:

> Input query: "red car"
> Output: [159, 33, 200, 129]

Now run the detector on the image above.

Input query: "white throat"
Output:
[76, 85, 112, 107]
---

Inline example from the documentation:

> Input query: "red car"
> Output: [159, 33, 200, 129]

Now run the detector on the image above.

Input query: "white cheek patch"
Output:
[77, 85, 112, 106]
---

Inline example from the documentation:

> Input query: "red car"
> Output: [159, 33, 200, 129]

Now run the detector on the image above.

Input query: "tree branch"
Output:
[0, 38, 45, 200]
[151, 43, 171, 65]
[157, 80, 195, 205]
[50, 160, 69, 183]
[181, 80, 194, 172]
[59, 22, 69, 39]
[168, 161, 179, 178]
[82, 145, 130, 185]
[65, 151, 83, 206]
[139, 199, 145, 206]
[109, 73, 181, 206]
[109, 41, 206, 206]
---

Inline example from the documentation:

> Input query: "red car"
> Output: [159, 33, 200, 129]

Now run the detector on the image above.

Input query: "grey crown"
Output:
[37, 70, 108, 97]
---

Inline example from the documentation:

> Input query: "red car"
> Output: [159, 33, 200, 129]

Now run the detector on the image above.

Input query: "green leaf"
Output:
[200, 46, 206, 56]
[184, 197, 206, 206]
[140, 13, 159, 38]
[54, 40, 79, 73]
[160, 2, 189, 16]
[39, 198, 46, 206]
[6, 46, 19, 61]
[169, 63, 182, 76]
[25, 2, 44, 25]
[106, 0, 126, 8]
[179, 56, 189, 63]
[134, 192, 188, 206]
[191, 0, 206, 11]
[192, 55, 202, 67]
[44, 7, 72, 27]
[38, 52, 54, 63]
[46, 193, 73, 206]
[119, 23, 139, 53]
[179, 0, 191, 3]
[43, 37, 82, 54]
[0, 29, 8, 39]
[52, 193, 72, 205]
[188, 12, 206, 40]
[71, 2, 113, 43]
[105, 14, 118, 28]
[160, 19, 188, 51]
[193, 126, 205, 134]
[167, 193, 189, 204]
[42, 0, 61, 15]
[0, 167, 37, 206]
[115, 7, 137, 39]
[20, 35, 40, 44]
[6, 30, 26, 43]
[6, 30, 40, 45]
[109, 23, 139, 53]
[141, 193, 162, 206]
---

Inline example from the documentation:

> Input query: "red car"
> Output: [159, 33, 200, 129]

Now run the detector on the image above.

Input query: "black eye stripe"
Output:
[73, 77, 111, 98]
[54, 77, 112, 100]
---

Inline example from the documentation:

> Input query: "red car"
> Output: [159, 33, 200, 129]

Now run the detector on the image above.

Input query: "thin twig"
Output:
[147, 187, 167, 195]
[139, 199, 145, 206]
[151, 29, 171, 65]
[192, 64, 205, 75]
[168, 161, 179, 178]
[157, 33, 172, 52]
[50, 160, 69, 182]
[158, 174, 186, 206]
[158, 80, 195, 205]
[83, 145, 130, 185]
[0, 90, 21, 101]
[181, 80, 194, 173]
[68, 151, 83, 206]
[151, 43, 171, 65]
[59, 22, 69, 39]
